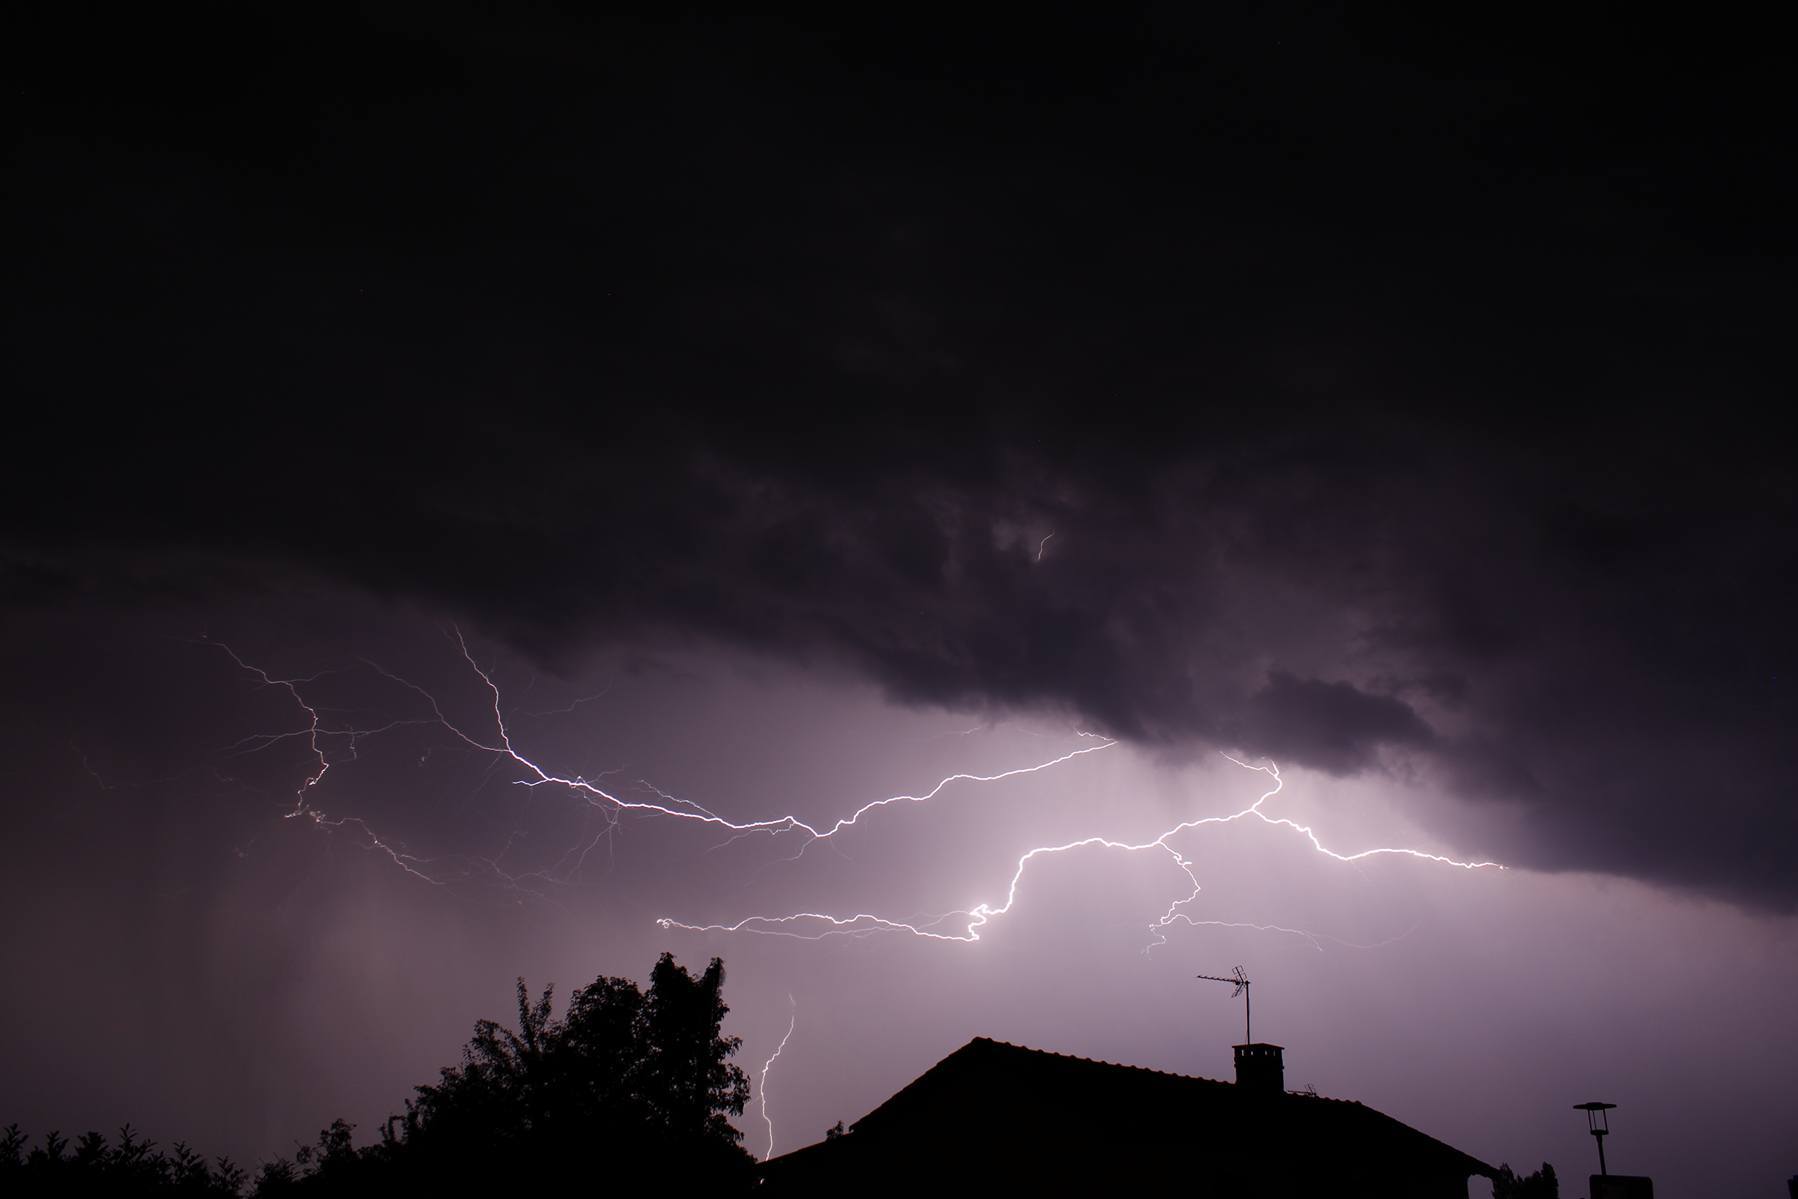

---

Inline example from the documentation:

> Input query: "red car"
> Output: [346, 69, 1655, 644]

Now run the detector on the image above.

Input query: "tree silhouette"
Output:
[5, 954, 756, 1195]
[0, 1122, 245, 1197]
[1492, 1160, 1560, 1199]
[271, 952, 755, 1193]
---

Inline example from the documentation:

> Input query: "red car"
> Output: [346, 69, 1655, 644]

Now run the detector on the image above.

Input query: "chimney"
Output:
[1233, 1043, 1284, 1094]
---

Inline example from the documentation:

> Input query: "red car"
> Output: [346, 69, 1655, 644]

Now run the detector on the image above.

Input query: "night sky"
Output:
[6, 6, 1795, 1194]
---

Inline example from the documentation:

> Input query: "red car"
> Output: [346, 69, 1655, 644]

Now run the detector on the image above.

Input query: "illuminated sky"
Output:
[6, 8, 1795, 1195]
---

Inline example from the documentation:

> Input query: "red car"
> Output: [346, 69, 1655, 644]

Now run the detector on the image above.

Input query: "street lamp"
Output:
[1574, 1101, 1616, 1176]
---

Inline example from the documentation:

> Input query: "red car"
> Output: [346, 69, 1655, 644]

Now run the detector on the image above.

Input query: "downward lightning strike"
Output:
[760, 996, 797, 1161]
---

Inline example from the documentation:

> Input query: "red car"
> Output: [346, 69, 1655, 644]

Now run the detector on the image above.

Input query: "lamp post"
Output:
[1574, 1101, 1616, 1176]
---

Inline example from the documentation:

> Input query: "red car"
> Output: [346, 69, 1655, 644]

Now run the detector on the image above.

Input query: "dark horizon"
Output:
[5, 5, 1795, 1195]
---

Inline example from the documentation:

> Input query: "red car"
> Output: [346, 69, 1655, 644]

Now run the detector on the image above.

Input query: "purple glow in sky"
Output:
[6, 7, 1797, 1196]
[2, 596, 1793, 1194]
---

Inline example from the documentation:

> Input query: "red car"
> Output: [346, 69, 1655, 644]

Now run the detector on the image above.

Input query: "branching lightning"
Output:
[203, 628, 1501, 952]
[203, 631, 1116, 894]
[207, 639, 457, 885]
[657, 758, 1500, 948]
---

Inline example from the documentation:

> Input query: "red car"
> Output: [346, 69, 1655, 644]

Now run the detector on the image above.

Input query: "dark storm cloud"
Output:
[6, 7, 1793, 905]
[1237, 675, 1436, 775]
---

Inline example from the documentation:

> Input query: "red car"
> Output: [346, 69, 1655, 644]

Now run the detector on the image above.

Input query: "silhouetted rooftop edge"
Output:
[762, 1036, 1496, 1188]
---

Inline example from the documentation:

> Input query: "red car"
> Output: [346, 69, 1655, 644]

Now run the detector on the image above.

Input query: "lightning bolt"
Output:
[201, 630, 1500, 951]
[206, 639, 460, 885]
[204, 630, 1115, 892]
[425, 629, 1118, 861]
[760, 995, 797, 1161]
[657, 758, 1501, 948]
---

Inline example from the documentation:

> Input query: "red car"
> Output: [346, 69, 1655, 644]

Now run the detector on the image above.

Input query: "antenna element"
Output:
[1196, 965, 1253, 1044]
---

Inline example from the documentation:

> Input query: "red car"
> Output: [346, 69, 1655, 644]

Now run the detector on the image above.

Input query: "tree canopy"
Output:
[1, 1123, 246, 1197]
[3, 953, 756, 1196]
[307, 952, 756, 1193]
[368, 951, 755, 1189]
[1492, 1160, 1560, 1199]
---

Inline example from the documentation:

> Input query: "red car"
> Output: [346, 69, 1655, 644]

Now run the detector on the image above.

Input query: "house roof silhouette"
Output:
[761, 1037, 1496, 1197]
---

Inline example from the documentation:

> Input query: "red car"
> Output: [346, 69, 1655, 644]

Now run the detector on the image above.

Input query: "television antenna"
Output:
[1196, 966, 1254, 1044]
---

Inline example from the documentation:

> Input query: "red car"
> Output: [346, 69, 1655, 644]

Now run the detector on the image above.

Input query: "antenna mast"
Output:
[1197, 966, 1253, 1043]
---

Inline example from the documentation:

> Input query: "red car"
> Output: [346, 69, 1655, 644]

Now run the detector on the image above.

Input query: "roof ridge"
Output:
[838, 1036, 1493, 1178]
[966, 1036, 1230, 1085]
